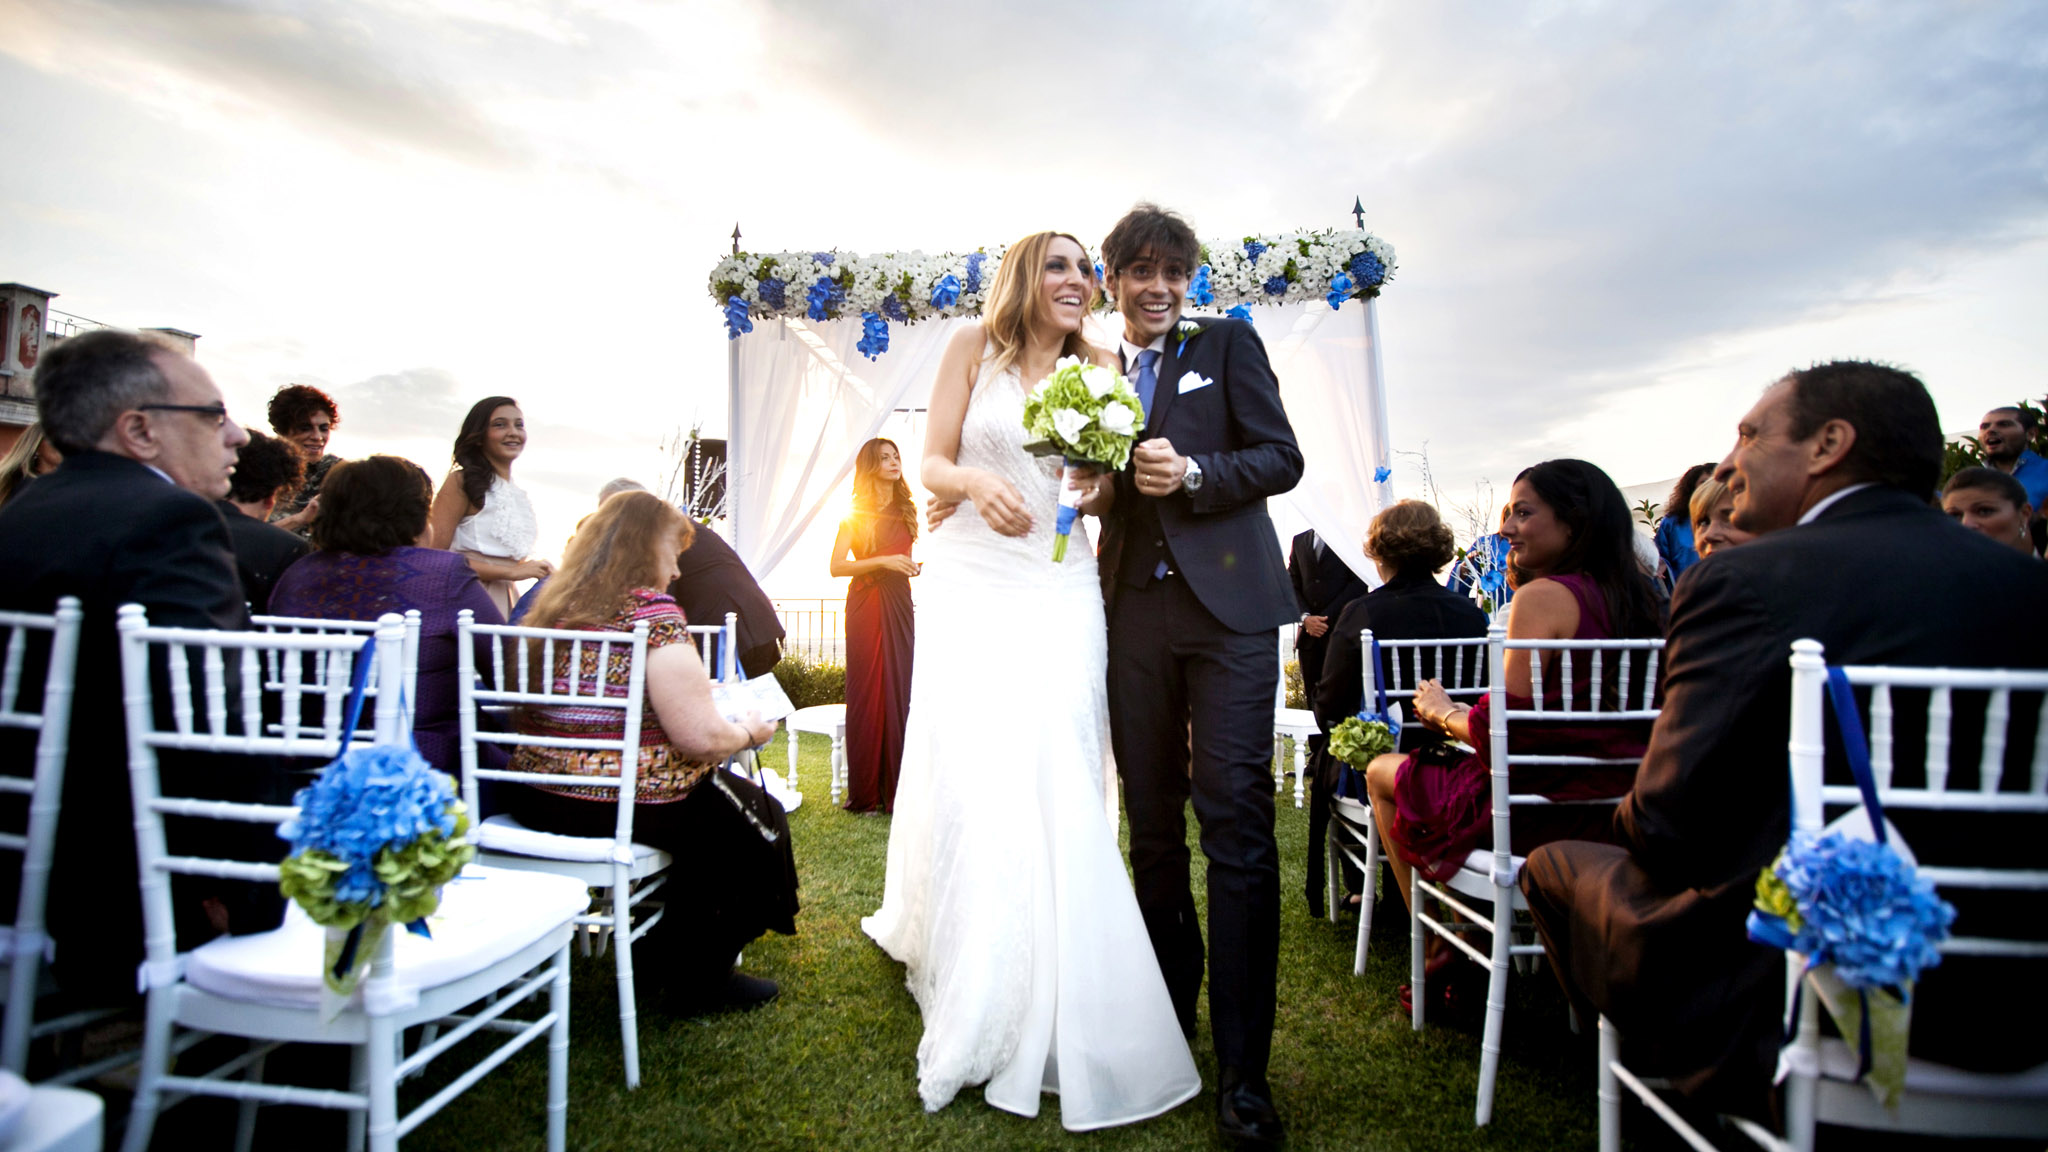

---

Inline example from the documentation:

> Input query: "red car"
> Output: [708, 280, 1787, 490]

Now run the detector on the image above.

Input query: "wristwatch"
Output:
[1180, 456, 1204, 493]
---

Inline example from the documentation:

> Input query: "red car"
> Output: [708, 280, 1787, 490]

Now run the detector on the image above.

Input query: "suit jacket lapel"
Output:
[1149, 318, 1188, 437]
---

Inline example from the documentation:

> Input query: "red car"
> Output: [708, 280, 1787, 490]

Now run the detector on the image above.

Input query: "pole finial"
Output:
[732, 223, 742, 255]
[1351, 197, 1365, 229]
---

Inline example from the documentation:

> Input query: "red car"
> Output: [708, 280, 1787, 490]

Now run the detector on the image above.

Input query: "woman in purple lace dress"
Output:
[269, 454, 505, 776]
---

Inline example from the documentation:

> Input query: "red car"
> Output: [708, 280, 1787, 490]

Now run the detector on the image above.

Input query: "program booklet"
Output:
[710, 675, 796, 725]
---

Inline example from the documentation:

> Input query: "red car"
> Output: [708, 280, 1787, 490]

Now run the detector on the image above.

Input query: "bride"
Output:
[861, 231, 1201, 1130]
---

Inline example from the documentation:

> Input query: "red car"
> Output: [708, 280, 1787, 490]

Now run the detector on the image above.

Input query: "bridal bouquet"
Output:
[278, 743, 475, 1004]
[1747, 828, 1954, 1106]
[1020, 356, 1145, 562]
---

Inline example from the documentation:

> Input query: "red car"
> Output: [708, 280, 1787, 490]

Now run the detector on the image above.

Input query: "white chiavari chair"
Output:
[117, 606, 583, 1152]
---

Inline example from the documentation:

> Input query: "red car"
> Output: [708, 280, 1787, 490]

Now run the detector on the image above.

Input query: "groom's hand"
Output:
[1133, 439, 1189, 497]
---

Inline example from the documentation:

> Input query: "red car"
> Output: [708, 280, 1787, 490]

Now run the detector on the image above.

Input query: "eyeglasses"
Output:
[138, 403, 231, 429]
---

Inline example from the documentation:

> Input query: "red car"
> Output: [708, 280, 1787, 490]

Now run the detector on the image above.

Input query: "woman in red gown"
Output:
[832, 438, 918, 812]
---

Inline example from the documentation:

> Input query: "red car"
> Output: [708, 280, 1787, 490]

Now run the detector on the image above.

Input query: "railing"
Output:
[774, 598, 845, 665]
[45, 309, 108, 339]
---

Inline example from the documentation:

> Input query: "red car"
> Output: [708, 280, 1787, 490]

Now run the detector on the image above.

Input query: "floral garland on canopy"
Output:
[708, 229, 1398, 357]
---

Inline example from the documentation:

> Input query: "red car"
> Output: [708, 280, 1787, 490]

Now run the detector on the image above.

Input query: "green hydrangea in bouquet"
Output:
[1020, 355, 1145, 561]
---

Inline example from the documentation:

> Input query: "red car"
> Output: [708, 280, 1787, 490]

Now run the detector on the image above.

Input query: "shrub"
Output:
[773, 653, 846, 709]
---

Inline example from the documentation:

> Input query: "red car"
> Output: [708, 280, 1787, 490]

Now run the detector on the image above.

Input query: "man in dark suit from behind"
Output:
[1288, 527, 1369, 914]
[0, 328, 277, 1000]
[1520, 361, 2048, 1119]
[666, 517, 785, 680]
[218, 429, 312, 615]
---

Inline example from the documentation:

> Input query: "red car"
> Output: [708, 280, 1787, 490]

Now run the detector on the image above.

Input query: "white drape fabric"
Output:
[726, 300, 1392, 590]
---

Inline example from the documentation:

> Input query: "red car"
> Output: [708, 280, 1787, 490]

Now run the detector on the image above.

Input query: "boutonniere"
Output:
[1175, 319, 1201, 352]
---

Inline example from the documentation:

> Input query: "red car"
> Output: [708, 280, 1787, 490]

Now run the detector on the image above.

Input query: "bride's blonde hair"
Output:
[980, 231, 1099, 381]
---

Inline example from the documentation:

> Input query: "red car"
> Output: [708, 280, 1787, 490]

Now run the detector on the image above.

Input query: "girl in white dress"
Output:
[861, 232, 1200, 1131]
[427, 396, 553, 619]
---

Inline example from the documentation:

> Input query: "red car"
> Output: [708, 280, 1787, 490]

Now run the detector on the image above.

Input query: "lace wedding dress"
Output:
[861, 352, 1200, 1131]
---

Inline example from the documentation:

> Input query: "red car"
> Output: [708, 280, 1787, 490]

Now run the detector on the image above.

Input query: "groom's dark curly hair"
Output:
[1101, 203, 1200, 280]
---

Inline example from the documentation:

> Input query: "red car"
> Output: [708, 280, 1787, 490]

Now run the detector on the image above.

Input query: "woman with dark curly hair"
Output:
[265, 383, 342, 535]
[829, 436, 918, 813]
[270, 455, 506, 776]
[1309, 501, 1488, 914]
[1363, 460, 1664, 1014]
[427, 396, 553, 619]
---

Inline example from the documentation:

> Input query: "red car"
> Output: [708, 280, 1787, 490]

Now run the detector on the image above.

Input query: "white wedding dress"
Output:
[861, 352, 1201, 1131]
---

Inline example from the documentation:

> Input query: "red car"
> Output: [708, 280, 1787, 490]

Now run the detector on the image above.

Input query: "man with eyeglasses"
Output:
[0, 328, 275, 1002]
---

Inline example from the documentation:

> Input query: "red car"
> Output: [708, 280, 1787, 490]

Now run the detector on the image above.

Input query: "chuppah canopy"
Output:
[711, 229, 1399, 590]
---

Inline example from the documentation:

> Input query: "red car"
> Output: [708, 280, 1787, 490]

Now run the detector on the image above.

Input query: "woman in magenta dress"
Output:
[1363, 458, 1666, 1010]
[832, 437, 918, 813]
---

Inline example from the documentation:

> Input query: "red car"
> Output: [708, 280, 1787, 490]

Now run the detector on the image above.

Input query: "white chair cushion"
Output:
[1813, 1036, 2048, 1099]
[183, 866, 588, 1012]
[1274, 707, 1319, 736]
[473, 814, 667, 865]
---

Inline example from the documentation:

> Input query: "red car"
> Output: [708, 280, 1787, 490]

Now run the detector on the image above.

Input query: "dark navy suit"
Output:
[1100, 316, 1302, 1084]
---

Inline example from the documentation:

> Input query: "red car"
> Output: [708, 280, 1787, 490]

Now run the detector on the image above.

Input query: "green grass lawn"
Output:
[209, 732, 1605, 1150]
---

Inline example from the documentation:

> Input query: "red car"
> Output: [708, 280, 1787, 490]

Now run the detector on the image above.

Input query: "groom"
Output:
[1098, 204, 1303, 1148]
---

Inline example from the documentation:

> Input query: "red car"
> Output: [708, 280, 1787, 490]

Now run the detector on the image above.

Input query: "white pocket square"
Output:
[1177, 371, 1213, 395]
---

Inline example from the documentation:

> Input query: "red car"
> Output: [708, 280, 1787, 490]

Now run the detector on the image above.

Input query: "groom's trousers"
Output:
[1108, 571, 1281, 1084]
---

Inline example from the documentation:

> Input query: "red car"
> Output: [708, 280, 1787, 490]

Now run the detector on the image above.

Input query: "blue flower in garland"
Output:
[1094, 261, 1105, 284]
[1349, 250, 1387, 286]
[880, 292, 907, 323]
[813, 251, 835, 266]
[856, 311, 889, 360]
[964, 252, 987, 295]
[1374, 465, 1392, 484]
[1189, 264, 1215, 307]
[805, 275, 842, 321]
[1244, 239, 1268, 262]
[1225, 303, 1253, 322]
[757, 276, 786, 311]
[929, 273, 962, 310]
[1262, 275, 1289, 297]
[723, 296, 754, 340]
[1326, 273, 1354, 311]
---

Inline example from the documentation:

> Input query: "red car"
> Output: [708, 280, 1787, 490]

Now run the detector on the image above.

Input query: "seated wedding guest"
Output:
[270, 455, 506, 777]
[502, 490, 796, 1011]
[1979, 404, 2048, 511]
[1685, 475, 1755, 558]
[1290, 526, 1369, 912]
[0, 329, 279, 1000]
[1521, 363, 2048, 1120]
[1652, 463, 1715, 588]
[428, 396, 553, 620]
[1445, 503, 1515, 612]
[1943, 466, 2038, 555]
[265, 383, 341, 535]
[217, 430, 310, 614]
[1363, 460, 1663, 1015]
[0, 422, 61, 508]
[1309, 501, 1487, 915]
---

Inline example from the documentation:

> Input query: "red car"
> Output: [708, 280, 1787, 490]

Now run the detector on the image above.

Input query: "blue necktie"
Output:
[1134, 348, 1161, 422]
[1132, 348, 1172, 580]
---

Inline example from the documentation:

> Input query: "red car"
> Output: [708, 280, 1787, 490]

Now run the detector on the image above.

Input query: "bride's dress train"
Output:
[860, 355, 1200, 1131]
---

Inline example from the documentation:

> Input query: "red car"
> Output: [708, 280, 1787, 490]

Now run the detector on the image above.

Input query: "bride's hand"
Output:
[966, 471, 1033, 537]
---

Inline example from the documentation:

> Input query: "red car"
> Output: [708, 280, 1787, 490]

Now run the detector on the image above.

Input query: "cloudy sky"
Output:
[4, 0, 2044, 594]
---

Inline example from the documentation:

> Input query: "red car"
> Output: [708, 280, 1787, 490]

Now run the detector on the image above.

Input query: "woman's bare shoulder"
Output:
[1504, 577, 1581, 638]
